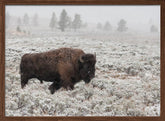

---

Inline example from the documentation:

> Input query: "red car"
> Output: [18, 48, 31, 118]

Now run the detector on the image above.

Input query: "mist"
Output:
[6, 5, 160, 32]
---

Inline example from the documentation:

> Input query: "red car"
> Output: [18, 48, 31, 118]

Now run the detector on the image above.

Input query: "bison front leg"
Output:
[21, 74, 29, 89]
[48, 82, 61, 94]
[68, 83, 74, 90]
[40, 80, 43, 84]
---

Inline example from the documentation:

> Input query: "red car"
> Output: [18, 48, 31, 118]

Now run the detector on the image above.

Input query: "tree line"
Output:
[6, 11, 159, 33]
[97, 19, 158, 33]
[13, 9, 83, 32]
[96, 19, 128, 32]
[49, 9, 83, 32]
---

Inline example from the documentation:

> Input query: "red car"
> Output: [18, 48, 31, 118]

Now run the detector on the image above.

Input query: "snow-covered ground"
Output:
[5, 30, 160, 116]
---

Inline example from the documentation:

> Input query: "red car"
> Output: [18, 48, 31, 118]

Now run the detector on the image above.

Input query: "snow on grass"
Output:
[5, 31, 160, 116]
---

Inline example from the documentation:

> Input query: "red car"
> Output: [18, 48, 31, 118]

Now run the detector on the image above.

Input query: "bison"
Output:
[20, 48, 96, 94]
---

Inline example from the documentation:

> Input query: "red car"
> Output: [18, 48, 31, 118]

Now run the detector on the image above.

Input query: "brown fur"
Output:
[20, 48, 96, 94]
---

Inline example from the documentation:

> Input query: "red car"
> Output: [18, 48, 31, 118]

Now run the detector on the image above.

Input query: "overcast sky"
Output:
[6, 5, 160, 27]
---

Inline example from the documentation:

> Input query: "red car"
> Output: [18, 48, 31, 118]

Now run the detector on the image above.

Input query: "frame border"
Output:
[0, 0, 164, 121]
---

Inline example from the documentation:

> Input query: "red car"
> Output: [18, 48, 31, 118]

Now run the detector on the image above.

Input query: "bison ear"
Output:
[79, 55, 85, 63]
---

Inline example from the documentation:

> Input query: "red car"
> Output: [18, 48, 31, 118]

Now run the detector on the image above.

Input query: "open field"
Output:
[5, 30, 160, 116]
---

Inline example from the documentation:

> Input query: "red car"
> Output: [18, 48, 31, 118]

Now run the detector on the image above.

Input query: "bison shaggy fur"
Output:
[20, 48, 96, 94]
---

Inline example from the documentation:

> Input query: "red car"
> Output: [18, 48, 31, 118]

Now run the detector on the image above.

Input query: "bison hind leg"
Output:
[61, 80, 74, 91]
[48, 82, 61, 94]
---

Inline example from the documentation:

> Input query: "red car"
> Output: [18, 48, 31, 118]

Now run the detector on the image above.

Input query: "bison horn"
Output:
[80, 55, 84, 63]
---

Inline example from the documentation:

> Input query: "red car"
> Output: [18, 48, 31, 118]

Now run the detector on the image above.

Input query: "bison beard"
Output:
[20, 48, 96, 94]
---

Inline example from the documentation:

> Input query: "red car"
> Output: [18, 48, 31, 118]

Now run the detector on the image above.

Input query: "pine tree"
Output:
[16, 26, 21, 32]
[82, 22, 88, 28]
[150, 25, 158, 32]
[49, 12, 57, 30]
[97, 23, 102, 30]
[117, 19, 128, 32]
[32, 13, 39, 27]
[23, 30, 26, 34]
[67, 16, 72, 29]
[104, 21, 112, 31]
[17, 17, 22, 26]
[58, 9, 69, 32]
[23, 13, 29, 25]
[72, 14, 81, 31]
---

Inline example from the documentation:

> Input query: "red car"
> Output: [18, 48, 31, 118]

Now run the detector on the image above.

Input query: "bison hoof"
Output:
[21, 83, 26, 89]
[50, 90, 55, 94]
[67, 85, 74, 90]
[40, 80, 43, 84]
[48, 85, 55, 94]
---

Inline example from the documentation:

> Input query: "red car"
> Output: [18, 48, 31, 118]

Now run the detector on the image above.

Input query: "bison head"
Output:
[79, 53, 96, 83]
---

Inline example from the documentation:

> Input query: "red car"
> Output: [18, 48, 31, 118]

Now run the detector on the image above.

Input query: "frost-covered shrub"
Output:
[5, 32, 160, 116]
